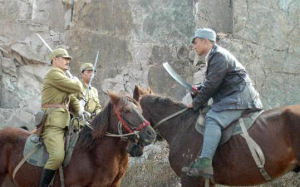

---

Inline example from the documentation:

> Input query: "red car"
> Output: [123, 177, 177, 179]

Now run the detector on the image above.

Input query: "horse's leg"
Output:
[0, 176, 4, 186]
[181, 175, 216, 187]
[109, 171, 125, 187]
[0, 174, 6, 186]
[1, 176, 16, 187]
[181, 176, 203, 187]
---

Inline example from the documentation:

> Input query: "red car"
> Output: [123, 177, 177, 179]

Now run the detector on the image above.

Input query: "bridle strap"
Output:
[114, 108, 150, 133]
[115, 109, 134, 133]
[135, 121, 150, 131]
[153, 108, 189, 129]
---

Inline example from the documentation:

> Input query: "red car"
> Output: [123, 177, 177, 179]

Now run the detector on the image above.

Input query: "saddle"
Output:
[23, 127, 79, 168]
[195, 109, 264, 145]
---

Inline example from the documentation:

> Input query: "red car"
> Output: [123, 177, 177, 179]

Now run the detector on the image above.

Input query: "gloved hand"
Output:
[79, 99, 86, 109]
[78, 107, 84, 117]
[72, 76, 81, 83]
[190, 85, 201, 98]
[83, 111, 91, 120]
[78, 100, 85, 116]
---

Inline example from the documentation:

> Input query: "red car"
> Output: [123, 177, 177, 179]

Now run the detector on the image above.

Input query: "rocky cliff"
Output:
[0, 0, 300, 186]
[1, 0, 299, 128]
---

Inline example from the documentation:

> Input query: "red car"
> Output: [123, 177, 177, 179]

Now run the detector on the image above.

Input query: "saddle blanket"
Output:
[23, 132, 79, 167]
[195, 109, 264, 144]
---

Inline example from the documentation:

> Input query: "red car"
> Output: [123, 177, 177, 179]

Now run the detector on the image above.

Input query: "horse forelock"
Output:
[119, 95, 140, 109]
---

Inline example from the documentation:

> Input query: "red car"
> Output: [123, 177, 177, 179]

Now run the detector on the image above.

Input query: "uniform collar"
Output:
[52, 67, 66, 74]
[206, 44, 218, 62]
[81, 80, 91, 89]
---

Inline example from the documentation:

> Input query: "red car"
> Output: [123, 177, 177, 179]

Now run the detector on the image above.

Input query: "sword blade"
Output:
[163, 62, 193, 92]
[35, 33, 53, 52]
[36, 33, 74, 78]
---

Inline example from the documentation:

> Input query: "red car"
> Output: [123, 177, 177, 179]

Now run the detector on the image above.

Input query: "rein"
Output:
[153, 108, 189, 129]
[87, 107, 150, 138]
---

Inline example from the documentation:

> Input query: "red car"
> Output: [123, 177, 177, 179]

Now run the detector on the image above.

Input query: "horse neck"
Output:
[141, 96, 198, 144]
[77, 103, 127, 151]
[284, 105, 300, 146]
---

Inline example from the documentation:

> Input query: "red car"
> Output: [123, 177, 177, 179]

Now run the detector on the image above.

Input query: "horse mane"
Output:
[76, 93, 140, 150]
[141, 94, 186, 108]
[77, 102, 112, 150]
[140, 94, 198, 125]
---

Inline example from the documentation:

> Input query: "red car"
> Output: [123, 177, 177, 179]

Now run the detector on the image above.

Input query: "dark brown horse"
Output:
[133, 86, 300, 187]
[0, 91, 156, 187]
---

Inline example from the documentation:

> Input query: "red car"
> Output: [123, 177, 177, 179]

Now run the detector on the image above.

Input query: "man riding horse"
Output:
[40, 48, 84, 187]
[183, 28, 263, 178]
[79, 62, 102, 121]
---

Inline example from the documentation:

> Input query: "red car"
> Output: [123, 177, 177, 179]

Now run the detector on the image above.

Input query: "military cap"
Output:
[80, 63, 95, 73]
[192, 28, 216, 43]
[50, 48, 72, 60]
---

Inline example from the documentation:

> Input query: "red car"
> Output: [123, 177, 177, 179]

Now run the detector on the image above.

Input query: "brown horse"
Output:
[0, 91, 156, 187]
[133, 86, 300, 187]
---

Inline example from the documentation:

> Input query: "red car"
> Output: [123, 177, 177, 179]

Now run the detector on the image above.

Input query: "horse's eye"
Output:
[123, 109, 131, 113]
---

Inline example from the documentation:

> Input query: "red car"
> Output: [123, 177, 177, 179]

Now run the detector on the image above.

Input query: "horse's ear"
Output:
[133, 85, 153, 101]
[133, 85, 142, 101]
[146, 87, 153, 94]
[108, 91, 120, 105]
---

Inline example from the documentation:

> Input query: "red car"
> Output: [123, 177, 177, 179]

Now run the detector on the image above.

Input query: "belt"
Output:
[42, 103, 67, 109]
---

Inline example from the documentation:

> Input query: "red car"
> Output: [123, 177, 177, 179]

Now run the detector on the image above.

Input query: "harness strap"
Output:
[115, 109, 134, 133]
[154, 108, 189, 129]
[59, 166, 65, 187]
[13, 144, 40, 179]
[105, 131, 139, 137]
[239, 118, 272, 181]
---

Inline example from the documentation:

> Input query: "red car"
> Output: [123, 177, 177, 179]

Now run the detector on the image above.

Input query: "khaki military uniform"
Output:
[82, 82, 102, 116]
[41, 67, 82, 170]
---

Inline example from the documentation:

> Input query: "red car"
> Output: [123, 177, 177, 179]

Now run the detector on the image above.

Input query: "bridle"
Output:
[104, 106, 150, 138]
[78, 103, 150, 138]
[114, 108, 150, 133]
[153, 108, 189, 129]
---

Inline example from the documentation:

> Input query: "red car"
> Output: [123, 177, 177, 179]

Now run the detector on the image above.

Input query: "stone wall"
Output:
[0, 0, 198, 129]
[2, 0, 299, 126]
[0, 0, 300, 128]
[1, 0, 300, 186]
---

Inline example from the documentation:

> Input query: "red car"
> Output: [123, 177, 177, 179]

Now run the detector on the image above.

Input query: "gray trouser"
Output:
[200, 109, 245, 159]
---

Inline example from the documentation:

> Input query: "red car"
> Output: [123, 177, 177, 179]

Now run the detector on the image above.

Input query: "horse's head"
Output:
[133, 85, 163, 142]
[108, 91, 157, 157]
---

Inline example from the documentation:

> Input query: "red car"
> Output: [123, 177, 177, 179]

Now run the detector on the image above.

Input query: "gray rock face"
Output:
[0, 0, 299, 130]
[1, 0, 300, 186]
[195, 0, 233, 33]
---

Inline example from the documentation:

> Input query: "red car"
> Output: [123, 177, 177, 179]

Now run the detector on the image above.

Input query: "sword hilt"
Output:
[192, 85, 199, 94]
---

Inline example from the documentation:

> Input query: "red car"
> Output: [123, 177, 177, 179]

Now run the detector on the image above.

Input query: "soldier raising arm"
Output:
[39, 48, 83, 187]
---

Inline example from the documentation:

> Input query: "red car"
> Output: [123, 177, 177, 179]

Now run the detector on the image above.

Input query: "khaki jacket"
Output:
[82, 82, 102, 116]
[42, 67, 83, 128]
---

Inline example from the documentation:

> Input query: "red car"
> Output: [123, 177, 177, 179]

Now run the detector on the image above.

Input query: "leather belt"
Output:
[42, 103, 67, 109]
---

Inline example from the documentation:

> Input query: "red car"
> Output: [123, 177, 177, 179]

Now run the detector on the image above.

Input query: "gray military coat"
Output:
[193, 45, 263, 112]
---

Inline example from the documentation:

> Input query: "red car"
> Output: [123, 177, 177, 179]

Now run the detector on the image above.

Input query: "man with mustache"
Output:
[39, 48, 83, 187]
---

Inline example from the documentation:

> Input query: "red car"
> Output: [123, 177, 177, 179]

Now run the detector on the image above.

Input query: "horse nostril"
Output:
[146, 130, 152, 135]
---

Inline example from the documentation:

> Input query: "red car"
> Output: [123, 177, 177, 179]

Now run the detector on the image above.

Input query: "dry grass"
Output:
[121, 159, 180, 187]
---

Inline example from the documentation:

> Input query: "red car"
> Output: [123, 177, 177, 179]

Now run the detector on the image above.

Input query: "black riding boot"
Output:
[39, 168, 55, 187]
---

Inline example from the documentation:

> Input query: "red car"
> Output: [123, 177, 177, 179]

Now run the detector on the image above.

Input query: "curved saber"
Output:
[35, 33, 73, 78]
[163, 62, 198, 93]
